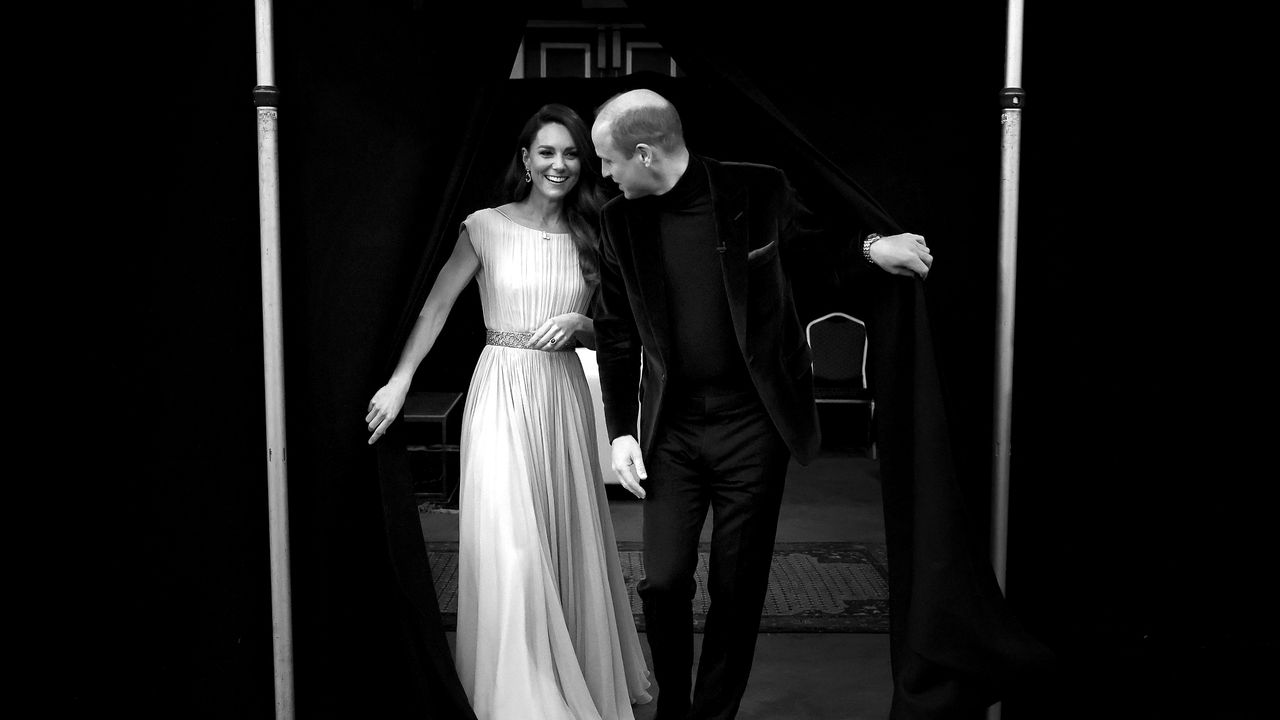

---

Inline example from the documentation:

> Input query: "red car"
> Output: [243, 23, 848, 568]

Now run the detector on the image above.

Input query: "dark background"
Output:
[110, 1, 1272, 718]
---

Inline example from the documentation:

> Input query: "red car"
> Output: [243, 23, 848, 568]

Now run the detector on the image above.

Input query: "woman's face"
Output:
[523, 122, 581, 201]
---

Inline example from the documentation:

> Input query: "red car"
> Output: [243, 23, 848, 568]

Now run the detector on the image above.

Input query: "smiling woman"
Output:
[497, 105, 609, 277]
[521, 123, 579, 205]
[364, 103, 653, 719]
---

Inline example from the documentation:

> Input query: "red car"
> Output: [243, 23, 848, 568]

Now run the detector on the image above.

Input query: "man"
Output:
[591, 89, 931, 720]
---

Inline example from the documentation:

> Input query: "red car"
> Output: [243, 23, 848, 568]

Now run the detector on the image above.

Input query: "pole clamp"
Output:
[999, 87, 1025, 109]
[254, 85, 280, 108]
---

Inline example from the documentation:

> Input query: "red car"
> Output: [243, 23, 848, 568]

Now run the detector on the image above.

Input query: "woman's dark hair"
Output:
[503, 103, 608, 288]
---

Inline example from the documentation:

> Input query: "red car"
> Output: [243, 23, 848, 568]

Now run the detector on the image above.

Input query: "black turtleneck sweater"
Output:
[652, 155, 753, 396]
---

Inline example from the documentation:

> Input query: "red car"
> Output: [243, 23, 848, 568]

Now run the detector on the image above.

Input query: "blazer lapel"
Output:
[707, 159, 751, 353]
[623, 202, 673, 364]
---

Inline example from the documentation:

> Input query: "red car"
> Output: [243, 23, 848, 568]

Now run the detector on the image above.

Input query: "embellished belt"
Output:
[485, 329, 577, 351]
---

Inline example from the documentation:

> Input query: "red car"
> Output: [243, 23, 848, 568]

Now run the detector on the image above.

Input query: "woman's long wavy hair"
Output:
[503, 104, 608, 290]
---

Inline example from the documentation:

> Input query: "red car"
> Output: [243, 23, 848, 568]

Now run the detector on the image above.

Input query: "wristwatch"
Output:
[862, 233, 883, 263]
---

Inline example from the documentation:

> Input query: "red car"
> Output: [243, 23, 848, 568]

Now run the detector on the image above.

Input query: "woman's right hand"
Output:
[529, 312, 586, 351]
[366, 379, 410, 444]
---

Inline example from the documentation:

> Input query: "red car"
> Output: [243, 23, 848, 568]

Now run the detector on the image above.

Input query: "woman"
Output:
[366, 104, 652, 720]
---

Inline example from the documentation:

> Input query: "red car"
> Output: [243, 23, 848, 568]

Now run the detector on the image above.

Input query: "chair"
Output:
[805, 312, 875, 457]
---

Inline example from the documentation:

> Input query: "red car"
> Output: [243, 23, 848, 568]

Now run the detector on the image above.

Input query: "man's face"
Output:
[592, 123, 653, 199]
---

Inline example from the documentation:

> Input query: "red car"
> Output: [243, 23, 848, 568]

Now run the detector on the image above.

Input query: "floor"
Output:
[420, 446, 894, 720]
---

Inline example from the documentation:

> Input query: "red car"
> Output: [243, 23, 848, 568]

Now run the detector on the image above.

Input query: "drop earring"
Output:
[524, 168, 532, 183]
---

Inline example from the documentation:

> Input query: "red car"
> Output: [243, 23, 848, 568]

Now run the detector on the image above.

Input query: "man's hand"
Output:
[610, 435, 647, 499]
[869, 233, 932, 279]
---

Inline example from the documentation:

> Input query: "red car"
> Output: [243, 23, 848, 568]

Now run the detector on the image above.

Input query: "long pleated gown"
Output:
[454, 208, 652, 720]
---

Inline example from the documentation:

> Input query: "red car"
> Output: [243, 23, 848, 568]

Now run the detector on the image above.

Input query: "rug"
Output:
[425, 541, 889, 633]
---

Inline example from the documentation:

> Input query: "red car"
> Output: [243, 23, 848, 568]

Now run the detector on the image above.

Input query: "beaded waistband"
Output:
[485, 329, 576, 351]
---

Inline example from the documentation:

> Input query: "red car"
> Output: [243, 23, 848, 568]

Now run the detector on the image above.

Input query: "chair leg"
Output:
[867, 403, 877, 460]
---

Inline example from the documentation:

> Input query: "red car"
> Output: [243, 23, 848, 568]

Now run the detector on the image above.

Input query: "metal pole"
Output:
[989, 1, 1025, 719]
[254, 1, 295, 717]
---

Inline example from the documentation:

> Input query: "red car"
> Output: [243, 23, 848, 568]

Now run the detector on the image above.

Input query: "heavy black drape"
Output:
[272, 4, 526, 717]
[150, 2, 525, 718]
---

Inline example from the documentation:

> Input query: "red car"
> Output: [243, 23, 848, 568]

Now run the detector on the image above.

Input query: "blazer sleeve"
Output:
[592, 212, 643, 442]
[775, 168, 882, 283]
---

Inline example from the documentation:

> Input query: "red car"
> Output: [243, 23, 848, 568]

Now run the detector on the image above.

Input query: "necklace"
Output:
[536, 223, 561, 241]
[528, 208, 560, 240]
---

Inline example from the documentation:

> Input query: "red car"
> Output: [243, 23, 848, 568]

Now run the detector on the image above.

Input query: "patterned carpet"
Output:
[425, 541, 889, 633]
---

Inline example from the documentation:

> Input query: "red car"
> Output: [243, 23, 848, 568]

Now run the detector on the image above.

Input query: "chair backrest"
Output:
[805, 312, 867, 385]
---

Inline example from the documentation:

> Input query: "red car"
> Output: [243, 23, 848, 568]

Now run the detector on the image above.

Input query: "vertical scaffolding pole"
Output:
[989, 1, 1025, 719]
[254, 1, 295, 717]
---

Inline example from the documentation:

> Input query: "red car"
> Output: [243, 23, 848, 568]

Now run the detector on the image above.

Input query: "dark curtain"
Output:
[270, 2, 526, 717]
[148, 1, 524, 718]
[360, 9, 528, 720]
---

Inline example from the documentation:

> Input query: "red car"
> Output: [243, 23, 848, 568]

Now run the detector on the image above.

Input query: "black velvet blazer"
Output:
[593, 155, 833, 465]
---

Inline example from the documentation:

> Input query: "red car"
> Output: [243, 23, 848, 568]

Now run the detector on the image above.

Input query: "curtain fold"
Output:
[367, 15, 529, 720]
[271, 1, 526, 716]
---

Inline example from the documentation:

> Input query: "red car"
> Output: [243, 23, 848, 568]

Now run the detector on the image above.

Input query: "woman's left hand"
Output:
[528, 313, 584, 351]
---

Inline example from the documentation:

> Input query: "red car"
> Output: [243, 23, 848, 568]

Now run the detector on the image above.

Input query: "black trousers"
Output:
[638, 390, 791, 720]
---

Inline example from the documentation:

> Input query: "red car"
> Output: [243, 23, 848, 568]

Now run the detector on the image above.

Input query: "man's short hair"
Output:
[603, 99, 684, 159]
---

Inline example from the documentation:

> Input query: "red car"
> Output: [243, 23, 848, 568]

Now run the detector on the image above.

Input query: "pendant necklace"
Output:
[528, 206, 555, 240]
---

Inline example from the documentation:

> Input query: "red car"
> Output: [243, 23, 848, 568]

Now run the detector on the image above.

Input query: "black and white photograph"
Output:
[112, 1, 1271, 718]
